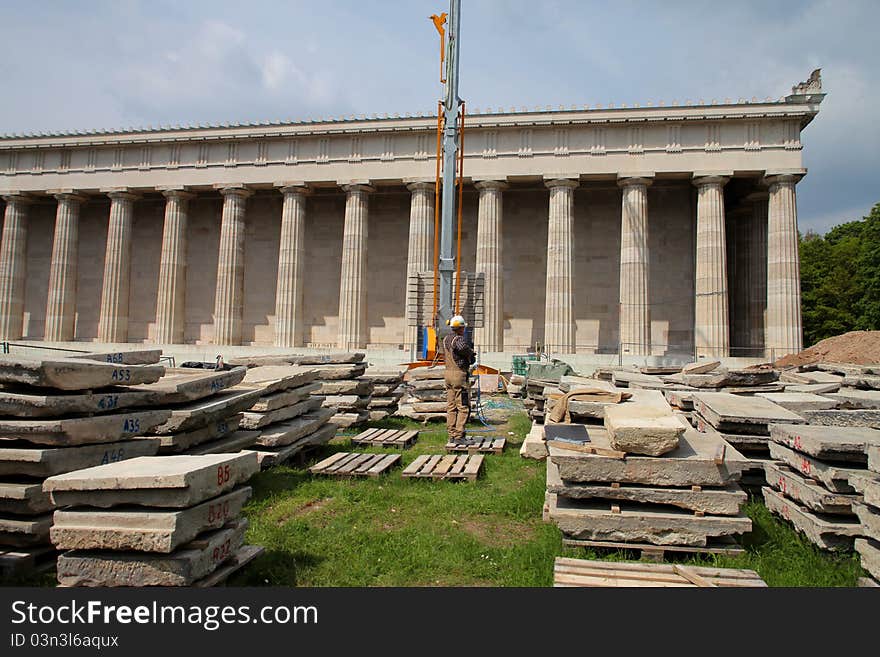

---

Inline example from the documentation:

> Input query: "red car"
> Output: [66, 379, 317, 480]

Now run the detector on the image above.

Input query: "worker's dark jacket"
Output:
[443, 332, 475, 373]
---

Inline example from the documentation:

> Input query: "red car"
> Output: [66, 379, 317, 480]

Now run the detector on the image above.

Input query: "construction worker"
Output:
[443, 314, 476, 445]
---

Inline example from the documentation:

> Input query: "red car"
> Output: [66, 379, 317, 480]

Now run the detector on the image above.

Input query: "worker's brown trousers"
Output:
[444, 368, 470, 441]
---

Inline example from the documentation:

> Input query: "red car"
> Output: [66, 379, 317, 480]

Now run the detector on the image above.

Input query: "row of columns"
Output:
[0, 173, 803, 356]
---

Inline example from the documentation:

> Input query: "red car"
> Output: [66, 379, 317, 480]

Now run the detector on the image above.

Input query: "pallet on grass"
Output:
[553, 556, 765, 587]
[309, 452, 401, 478]
[561, 536, 745, 562]
[351, 428, 418, 449]
[445, 437, 505, 455]
[401, 454, 483, 482]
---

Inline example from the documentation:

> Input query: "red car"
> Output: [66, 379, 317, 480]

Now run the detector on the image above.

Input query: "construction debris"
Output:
[553, 556, 766, 587]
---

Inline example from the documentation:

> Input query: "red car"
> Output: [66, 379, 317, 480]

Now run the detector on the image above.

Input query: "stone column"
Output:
[45, 192, 86, 341]
[0, 193, 32, 340]
[765, 174, 803, 357]
[617, 176, 652, 356]
[729, 206, 752, 353]
[544, 178, 578, 354]
[337, 184, 373, 350]
[474, 180, 507, 352]
[97, 190, 138, 343]
[274, 184, 309, 348]
[213, 186, 252, 346]
[746, 191, 768, 355]
[404, 181, 434, 348]
[154, 188, 194, 344]
[693, 175, 730, 358]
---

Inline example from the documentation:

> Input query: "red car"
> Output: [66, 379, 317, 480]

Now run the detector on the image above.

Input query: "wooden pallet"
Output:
[0, 545, 57, 578]
[402, 454, 483, 482]
[194, 545, 264, 588]
[445, 437, 505, 454]
[352, 428, 418, 449]
[553, 557, 766, 587]
[309, 451, 402, 478]
[561, 537, 745, 562]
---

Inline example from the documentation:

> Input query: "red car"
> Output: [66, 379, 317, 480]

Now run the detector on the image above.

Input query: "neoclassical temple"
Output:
[0, 75, 824, 358]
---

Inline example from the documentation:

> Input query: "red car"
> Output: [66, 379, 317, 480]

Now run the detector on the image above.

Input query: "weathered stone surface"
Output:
[129, 367, 247, 403]
[409, 378, 446, 391]
[0, 387, 159, 418]
[682, 361, 721, 375]
[0, 356, 164, 390]
[50, 486, 251, 553]
[254, 423, 336, 469]
[780, 370, 844, 385]
[565, 399, 613, 419]
[308, 363, 367, 380]
[546, 459, 745, 515]
[45, 452, 259, 509]
[798, 409, 880, 428]
[0, 512, 53, 547]
[314, 379, 372, 395]
[255, 408, 334, 448]
[871, 443, 880, 474]
[692, 392, 804, 434]
[227, 352, 364, 367]
[406, 368, 445, 381]
[680, 369, 779, 389]
[0, 439, 160, 477]
[238, 366, 317, 394]
[763, 461, 858, 514]
[0, 409, 172, 447]
[784, 383, 842, 395]
[769, 423, 880, 462]
[74, 349, 163, 365]
[604, 403, 683, 456]
[762, 486, 861, 550]
[152, 388, 263, 434]
[611, 370, 662, 388]
[520, 422, 548, 460]
[848, 471, 880, 508]
[369, 396, 401, 408]
[240, 397, 322, 430]
[330, 411, 370, 428]
[412, 401, 447, 413]
[408, 389, 446, 401]
[855, 538, 880, 580]
[664, 390, 695, 410]
[371, 383, 401, 396]
[368, 410, 390, 422]
[842, 374, 880, 391]
[361, 370, 405, 384]
[768, 442, 864, 494]
[827, 388, 880, 410]
[185, 430, 260, 456]
[151, 416, 242, 454]
[57, 518, 248, 587]
[754, 392, 838, 412]
[321, 394, 370, 410]
[550, 424, 748, 486]
[0, 481, 54, 515]
[853, 501, 880, 541]
[248, 382, 321, 412]
[546, 493, 751, 547]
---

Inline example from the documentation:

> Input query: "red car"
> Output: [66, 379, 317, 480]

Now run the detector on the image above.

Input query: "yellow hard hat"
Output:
[447, 315, 467, 328]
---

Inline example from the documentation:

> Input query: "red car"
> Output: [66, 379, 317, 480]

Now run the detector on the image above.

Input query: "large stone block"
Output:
[826, 388, 880, 410]
[44, 452, 259, 509]
[320, 394, 370, 410]
[763, 461, 858, 515]
[855, 538, 880, 580]
[152, 388, 263, 435]
[240, 397, 322, 430]
[247, 382, 321, 412]
[754, 392, 838, 412]
[692, 392, 805, 434]
[50, 486, 251, 553]
[185, 430, 261, 456]
[853, 501, 880, 541]
[768, 442, 864, 494]
[798, 409, 880, 428]
[604, 403, 684, 456]
[0, 481, 54, 515]
[0, 409, 172, 447]
[0, 512, 53, 547]
[238, 366, 317, 394]
[151, 416, 242, 454]
[57, 518, 248, 587]
[0, 439, 160, 478]
[761, 486, 861, 550]
[678, 368, 779, 389]
[129, 366, 247, 404]
[307, 363, 367, 380]
[228, 352, 364, 367]
[0, 356, 164, 390]
[0, 388, 158, 418]
[315, 379, 373, 395]
[253, 423, 336, 469]
[769, 423, 880, 463]
[255, 408, 334, 448]
[519, 422, 548, 460]
[74, 349, 163, 365]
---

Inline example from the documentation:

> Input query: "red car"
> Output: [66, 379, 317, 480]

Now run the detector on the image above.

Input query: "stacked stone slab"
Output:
[0, 353, 169, 575]
[397, 367, 448, 422]
[44, 452, 261, 586]
[361, 367, 406, 421]
[232, 366, 335, 469]
[855, 444, 880, 583]
[544, 413, 752, 548]
[762, 423, 876, 551]
[306, 355, 371, 428]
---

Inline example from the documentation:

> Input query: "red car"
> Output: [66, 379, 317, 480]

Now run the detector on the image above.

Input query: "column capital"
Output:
[341, 183, 375, 194]
[214, 184, 253, 199]
[544, 177, 579, 190]
[405, 181, 436, 193]
[52, 191, 88, 203]
[160, 188, 195, 201]
[474, 179, 508, 192]
[274, 181, 311, 195]
[1, 191, 33, 204]
[764, 172, 804, 187]
[101, 187, 140, 201]
[617, 174, 654, 188]
[692, 173, 731, 188]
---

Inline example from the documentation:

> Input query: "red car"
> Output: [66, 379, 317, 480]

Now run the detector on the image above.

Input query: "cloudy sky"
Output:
[1, 0, 877, 233]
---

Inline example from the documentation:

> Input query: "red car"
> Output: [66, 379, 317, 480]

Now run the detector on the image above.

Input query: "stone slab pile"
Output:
[0, 353, 170, 575]
[544, 417, 752, 548]
[360, 367, 406, 421]
[44, 452, 262, 586]
[779, 363, 880, 428]
[301, 354, 371, 428]
[506, 374, 525, 399]
[232, 366, 335, 469]
[854, 443, 880, 583]
[398, 367, 450, 423]
[762, 423, 877, 551]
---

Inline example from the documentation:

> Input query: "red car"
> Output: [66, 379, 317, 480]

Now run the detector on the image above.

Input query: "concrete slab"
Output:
[50, 486, 251, 553]
[768, 442, 865, 494]
[682, 361, 721, 374]
[321, 394, 370, 410]
[546, 493, 751, 547]
[0, 387, 159, 418]
[0, 481, 54, 515]
[0, 356, 164, 390]
[247, 382, 321, 412]
[855, 538, 880, 580]
[44, 452, 259, 509]
[679, 369, 779, 389]
[255, 408, 334, 448]
[185, 431, 260, 456]
[0, 512, 53, 547]
[308, 363, 367, 380]
[610, 370, 663, 388]
[406, 368, 446, 381]
[604, 403, 684, 456]
[360, 369, 405, 384]
[870, 443, 880, 474]
[780, 370, 844, 385]
[692, 392, 805, 434]
[237, 366, 317, 394]
[853, 501, 880, 541]
[314, 379, 372, 396]
[784, 383, 842, 395]
[56, 518, 248, 587]
[827, 388, 880, 410]
[720, 384, 787, 394]
[0, 439, 160, 477]
[128, 367, 248, 403]
[152, 388, 263, 435]
[368, 410, 391, 422]
[227, 352, 364, 367]
[369, 396, 402, 408]
[412, 401, 447, 413]
[240, 397, 322, 430]
[754, 392, 839, 412]
[371, 383, 401, 396]
[253, 423, 336, 469]
[762, 486, 861, 550]
[546, 459, 746, 515]
[664, 390, 694, 410]
[73, 349, 163, 365]
[769, 423, 880, 462]
[763, 462, 859, 515]
[549, 423, 748, 486]
[798, 409, 880, 428]
[847, 471, 880, 507]
[0, 409, 172, 447]
[330, 411, 370, 428]
[151, 416, 242, 454]
[842, 374, 880, 391]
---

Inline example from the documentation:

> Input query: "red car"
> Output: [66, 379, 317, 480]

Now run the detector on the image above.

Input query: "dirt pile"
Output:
[775, 331, 880, 367]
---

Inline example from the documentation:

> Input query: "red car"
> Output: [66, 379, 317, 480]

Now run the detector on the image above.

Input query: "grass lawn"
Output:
[230, 412, 866, 587]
